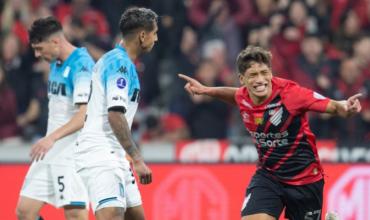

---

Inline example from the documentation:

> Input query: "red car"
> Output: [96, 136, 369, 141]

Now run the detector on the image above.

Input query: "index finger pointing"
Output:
[349, 93, 362, 101]
[178, 74, 194, 82]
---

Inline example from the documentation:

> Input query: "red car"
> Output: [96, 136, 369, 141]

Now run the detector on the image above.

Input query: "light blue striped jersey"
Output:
[47, 47, 94, 134]
[77, 44, 140, 164]
[41, 47, 93, 165]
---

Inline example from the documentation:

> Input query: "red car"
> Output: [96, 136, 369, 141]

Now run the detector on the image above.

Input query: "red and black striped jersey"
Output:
[235, 77, 330, 185]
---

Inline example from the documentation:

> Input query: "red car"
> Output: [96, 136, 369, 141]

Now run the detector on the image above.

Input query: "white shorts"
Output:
[78, 164, 142, 212]
[20, 162, 89, 208]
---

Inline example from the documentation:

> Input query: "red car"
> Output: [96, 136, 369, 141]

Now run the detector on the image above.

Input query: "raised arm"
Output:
[178, 74, 238, 105]
[326, 93, 362, 117]
[108, 110, 152, 184]
[31, 104, 87, 161]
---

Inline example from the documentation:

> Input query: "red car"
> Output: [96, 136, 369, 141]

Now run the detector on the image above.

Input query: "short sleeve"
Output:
[104, 61, 131, 111]
[71, 58, 94, 104]
[282, 82, 330, 115]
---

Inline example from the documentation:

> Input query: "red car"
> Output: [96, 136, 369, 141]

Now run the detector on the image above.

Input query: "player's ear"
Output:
[139, 30, 146, 42]
[239, 73, 245, 86]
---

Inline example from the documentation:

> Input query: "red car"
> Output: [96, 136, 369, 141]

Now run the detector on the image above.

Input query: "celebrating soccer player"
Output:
[179, 46, 361, 220]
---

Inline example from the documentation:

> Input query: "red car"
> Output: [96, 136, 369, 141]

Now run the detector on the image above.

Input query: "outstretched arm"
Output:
[108, 110, 152, 184]
[326, 93, 362, 117]
[178, 74, 238, 105]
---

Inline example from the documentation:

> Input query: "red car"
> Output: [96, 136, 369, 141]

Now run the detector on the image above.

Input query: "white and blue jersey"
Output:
[77, 44, 140, 167]
[45, 47, 94, 164]
[20, 47, 94, 208]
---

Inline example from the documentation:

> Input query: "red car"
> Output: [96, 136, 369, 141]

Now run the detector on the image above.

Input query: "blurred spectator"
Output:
[188, 0, 243, 66]
[188, 0, 251, 28]
[55, 0, 111, 59]
[333, 9, 362, 54]
[202, 39, 233, 85]
[55, 0, 110, 39]
[0, 64, 19, 140]
[334, 58, 368, 144]
[1, 33, 35, 116]
[141, 113, 189, 143]
[1, 0, 30, 47]
[289, 33, 335, 94]
[168, 26, 200, 113]
[249, 0, 276, 24]
[152, 0, 187, 59]
[175, 59, 231, 139]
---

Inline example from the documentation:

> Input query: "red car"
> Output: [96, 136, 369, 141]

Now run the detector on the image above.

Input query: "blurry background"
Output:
[0, 0, 369, 219]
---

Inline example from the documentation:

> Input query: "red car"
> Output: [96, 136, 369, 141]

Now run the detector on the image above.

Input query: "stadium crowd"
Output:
[0, 0, 369, 146]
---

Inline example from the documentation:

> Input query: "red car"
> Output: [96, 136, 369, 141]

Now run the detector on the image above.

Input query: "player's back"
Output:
[45, 47, 94, 164]
[77, 45, 140, 165]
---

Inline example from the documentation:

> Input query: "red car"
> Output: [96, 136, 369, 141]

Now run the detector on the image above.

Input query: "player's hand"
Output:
[178, 74, 208, 96]
[346, 93, 362, 115]
[132, 160, 152, 185]
[30, 136, 56, 161]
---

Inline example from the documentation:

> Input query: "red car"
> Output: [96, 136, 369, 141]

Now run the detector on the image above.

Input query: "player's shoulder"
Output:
[272, 77, 299, 89]
[235, 86, 253, 107]
[102, 47, 134, 71]
[70, 48, 95, 68]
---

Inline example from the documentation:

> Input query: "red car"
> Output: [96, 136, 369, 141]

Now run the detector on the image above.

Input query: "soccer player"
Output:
[75, 7, 157, 220]
[179, 46, 361, 220]
[16, 17, 94, 220]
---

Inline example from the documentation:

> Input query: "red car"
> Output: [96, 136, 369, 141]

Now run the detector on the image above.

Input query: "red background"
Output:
[1, 164, 369, 220]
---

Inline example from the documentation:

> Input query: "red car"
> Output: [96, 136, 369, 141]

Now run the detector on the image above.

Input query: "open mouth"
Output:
[253, 83, 268, 93]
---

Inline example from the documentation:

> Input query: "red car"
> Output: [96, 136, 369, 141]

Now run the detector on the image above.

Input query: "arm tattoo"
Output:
[108, 111, 142, 161]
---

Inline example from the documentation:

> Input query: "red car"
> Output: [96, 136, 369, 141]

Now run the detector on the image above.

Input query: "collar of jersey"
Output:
[56, 47, 83, 68]
[115, 44, 128, 54]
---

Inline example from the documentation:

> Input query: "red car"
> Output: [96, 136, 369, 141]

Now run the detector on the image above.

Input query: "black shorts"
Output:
[241, 170, 324, 219]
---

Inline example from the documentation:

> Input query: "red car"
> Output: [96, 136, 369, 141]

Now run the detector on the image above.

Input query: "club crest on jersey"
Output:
[269, 107, 283, 126]
[254, 117, 263, 125]
[116, 78, 126, 89]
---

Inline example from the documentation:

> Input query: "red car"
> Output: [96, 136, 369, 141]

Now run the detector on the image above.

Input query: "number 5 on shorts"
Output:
[58, 176, 65, 192]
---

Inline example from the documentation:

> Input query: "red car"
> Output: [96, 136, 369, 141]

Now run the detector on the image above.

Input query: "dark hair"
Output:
[29, 16, 62, 44]
[119, 7, 158, 38]
[236, 46, 272, 74]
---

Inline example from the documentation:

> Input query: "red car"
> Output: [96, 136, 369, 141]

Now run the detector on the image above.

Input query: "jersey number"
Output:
[57, 176, 65, 192]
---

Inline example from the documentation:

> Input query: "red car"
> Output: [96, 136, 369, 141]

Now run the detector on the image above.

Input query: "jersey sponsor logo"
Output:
[80, 66, 89, 72]
[314, 92, 326, 100]
[250, 131, 289, 148]
[116, 78, 126, 89]
[112, 95, 124, 101]
[266, 102, 282, 109]
[63, 66, 71, 77]
[77, 92, 89, 98]
[269, 107, 283, 126]
[48, 81, 67, 96]
[117, 66, 127, 74]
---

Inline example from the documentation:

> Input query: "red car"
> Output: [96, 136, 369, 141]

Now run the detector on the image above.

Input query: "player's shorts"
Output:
[20, 162, 88, 208]
[241, 170, 324, 219]
[78, 164, 142, 212]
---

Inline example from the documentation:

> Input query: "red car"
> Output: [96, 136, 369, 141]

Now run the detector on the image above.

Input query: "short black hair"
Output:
[236, 46, 272, 74]
[119, 7, 158, 38]
[29, 16, 63, 44]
